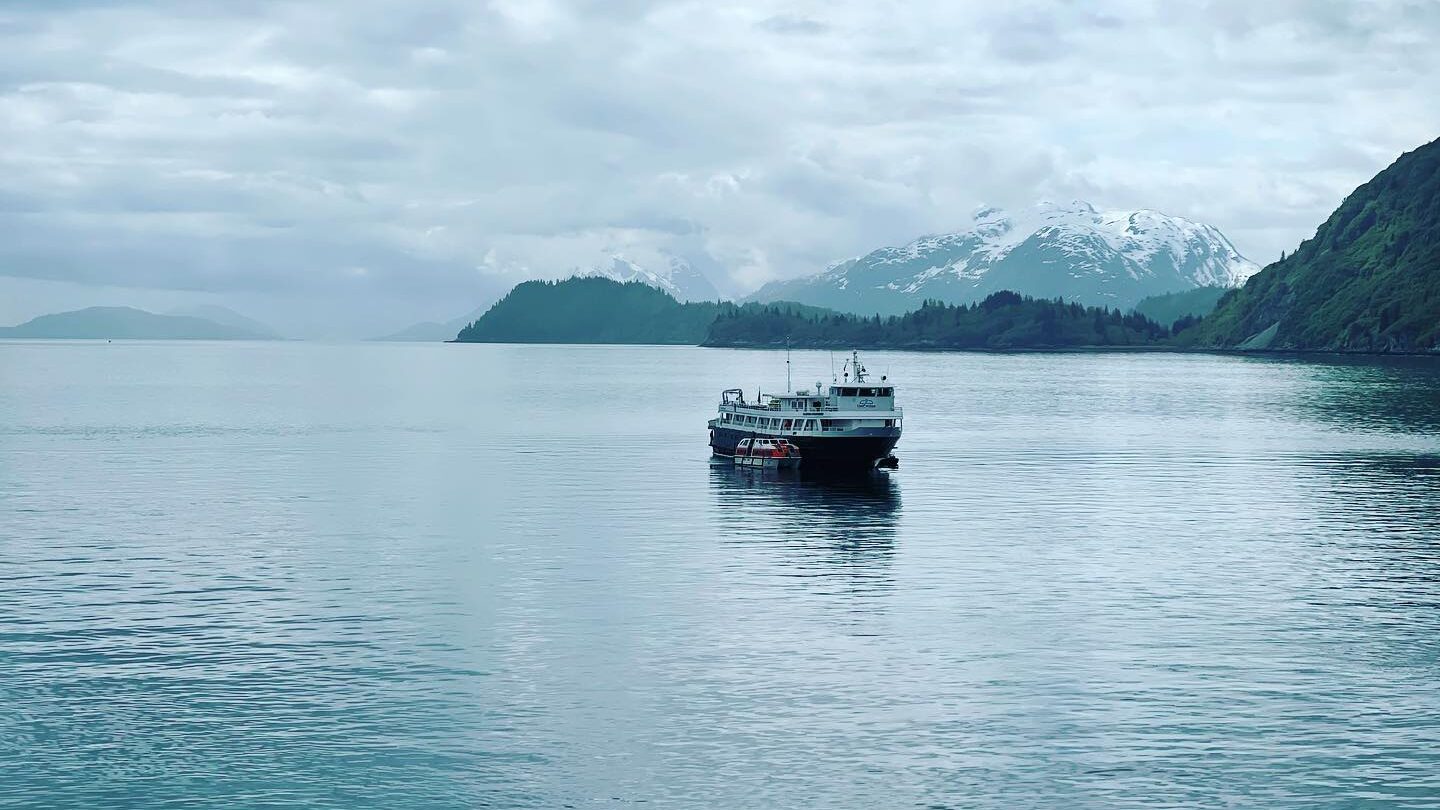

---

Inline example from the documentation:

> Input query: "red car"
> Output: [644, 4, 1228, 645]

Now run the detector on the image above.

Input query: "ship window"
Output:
[781, 419, 792, 429]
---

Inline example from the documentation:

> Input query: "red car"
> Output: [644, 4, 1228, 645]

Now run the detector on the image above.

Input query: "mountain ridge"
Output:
[750, 201, 1258, 315]
[167, 305, 282, 339]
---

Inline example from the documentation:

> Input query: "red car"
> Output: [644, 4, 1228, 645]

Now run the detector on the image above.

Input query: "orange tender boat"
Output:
[733, 437, 802, 469]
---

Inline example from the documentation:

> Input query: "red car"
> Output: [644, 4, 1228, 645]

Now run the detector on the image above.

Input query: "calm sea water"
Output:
[2, 341, 1439, 809]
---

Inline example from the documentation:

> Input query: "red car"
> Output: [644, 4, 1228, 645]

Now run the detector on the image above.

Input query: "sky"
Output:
[1, 0, 1437, 337]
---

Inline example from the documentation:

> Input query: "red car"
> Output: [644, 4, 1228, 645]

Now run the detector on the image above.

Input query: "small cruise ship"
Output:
[708, 350, 902, 469]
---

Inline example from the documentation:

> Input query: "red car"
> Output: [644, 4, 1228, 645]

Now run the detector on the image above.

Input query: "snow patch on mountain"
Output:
[575, 255, 721, 303]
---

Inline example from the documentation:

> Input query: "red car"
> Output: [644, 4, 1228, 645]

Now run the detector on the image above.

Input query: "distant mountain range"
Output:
[750, 201, 1258, 315]
[1189, 136, 1440, 352]
[14, 140, 1433, 354]
[442, 133, 1440, 360]
[0, 306, 279, 340]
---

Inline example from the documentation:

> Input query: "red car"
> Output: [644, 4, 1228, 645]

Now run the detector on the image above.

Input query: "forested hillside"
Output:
[1188, 137, 1440, 352]
[454, 278, 725, 344]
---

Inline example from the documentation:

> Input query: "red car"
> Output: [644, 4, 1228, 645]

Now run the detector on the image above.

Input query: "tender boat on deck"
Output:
[708, 350, 901, 470]
[733, 437, 802, 469]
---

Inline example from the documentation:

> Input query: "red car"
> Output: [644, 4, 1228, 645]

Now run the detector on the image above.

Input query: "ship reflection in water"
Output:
[707, 461, 901, 600]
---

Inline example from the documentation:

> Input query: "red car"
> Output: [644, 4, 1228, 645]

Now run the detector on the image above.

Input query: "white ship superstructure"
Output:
[707, 351, 901, 469]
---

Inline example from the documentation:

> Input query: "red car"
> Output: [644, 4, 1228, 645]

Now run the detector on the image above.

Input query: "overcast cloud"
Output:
[1, 0, 1437, 335]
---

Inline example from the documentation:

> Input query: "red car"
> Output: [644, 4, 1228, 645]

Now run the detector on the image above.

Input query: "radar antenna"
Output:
[851, 350, 868, 383]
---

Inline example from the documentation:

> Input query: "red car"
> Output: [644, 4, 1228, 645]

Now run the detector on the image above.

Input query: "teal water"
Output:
[2, 341, 1439, 808]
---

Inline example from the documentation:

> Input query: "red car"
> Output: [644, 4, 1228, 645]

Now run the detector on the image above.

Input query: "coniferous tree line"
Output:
[702, 291, 1172, 349]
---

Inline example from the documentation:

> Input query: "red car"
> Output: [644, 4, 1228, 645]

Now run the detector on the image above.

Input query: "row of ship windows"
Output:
[720, 413, 898, 431]
[782, 388, 894, 411]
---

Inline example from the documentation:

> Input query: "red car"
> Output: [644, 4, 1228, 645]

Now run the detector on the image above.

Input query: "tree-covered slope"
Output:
[454, 277, 725, 344]
[704, 292, 1169, 350]
[1190, 137, 1440, 352]
[1134, 287, 1228, 330]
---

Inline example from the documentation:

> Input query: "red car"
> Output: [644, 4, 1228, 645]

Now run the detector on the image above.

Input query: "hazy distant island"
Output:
[0, 306, 280, 340]
[166, 305, 283, 340]
[456, 136, 1439, 355]
[372, 306, 490, 342]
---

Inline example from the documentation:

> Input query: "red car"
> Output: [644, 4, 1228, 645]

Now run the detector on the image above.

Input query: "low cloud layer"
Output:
[2, 0, 1437, 334]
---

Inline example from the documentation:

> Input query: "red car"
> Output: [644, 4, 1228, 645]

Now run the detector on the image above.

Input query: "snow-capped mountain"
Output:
[576, 256, 721, 303]
[750, 201, 1259, 315]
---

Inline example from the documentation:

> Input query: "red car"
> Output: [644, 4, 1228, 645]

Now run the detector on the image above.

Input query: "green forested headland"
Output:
[454, 278, 726, 344]
[1186, 137, 1440, 352]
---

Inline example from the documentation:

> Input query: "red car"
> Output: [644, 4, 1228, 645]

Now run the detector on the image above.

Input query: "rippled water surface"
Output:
[3, 342, 1440, 808]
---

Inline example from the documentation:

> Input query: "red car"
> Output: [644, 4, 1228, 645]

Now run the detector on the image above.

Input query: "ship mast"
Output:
[786, 337, 792, 393]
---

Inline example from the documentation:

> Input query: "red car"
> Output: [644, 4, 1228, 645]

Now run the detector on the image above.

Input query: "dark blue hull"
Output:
[710, 425, 898, 469]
